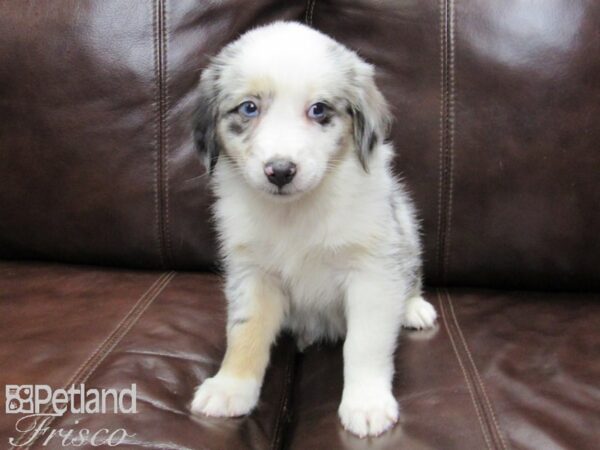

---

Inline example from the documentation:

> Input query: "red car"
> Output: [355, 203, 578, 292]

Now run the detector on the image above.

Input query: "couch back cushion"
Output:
[0, 0, 304, 270]
[1, 0, 598, 289]
[311, 0, 600, 290]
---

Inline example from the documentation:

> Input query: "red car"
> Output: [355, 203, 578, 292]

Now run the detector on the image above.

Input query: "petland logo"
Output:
[5, 384, 137, 447]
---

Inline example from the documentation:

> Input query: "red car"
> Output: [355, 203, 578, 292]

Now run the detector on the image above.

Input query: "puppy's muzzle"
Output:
[264, 159, 297, 188]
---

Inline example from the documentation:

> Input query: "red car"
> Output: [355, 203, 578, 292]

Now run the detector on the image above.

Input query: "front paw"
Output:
[338, 386, 399, 437]
[190, 374, 260, 417]
[403, 296, 437, 329]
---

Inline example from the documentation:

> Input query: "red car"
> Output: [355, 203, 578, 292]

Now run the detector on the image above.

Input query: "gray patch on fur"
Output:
[350, 107, 377, 172]
[388, 190, 422, 296]
[193, 66, 222, 173]
[192, 40, 248, 173]
[228, 119, 245, 135]
[230, 317, 249, 327]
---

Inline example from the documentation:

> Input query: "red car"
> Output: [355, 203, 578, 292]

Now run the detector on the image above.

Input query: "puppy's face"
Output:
[194, 22, 391, 199]
[215, 72, 353, 198]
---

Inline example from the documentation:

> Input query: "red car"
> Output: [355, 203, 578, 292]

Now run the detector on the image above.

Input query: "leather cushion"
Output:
[287, 288, 600, 450]
[0, 262, 296, 449]
[0, 0, 306, 271]
[310, 0, 600, 289]
[1, 0, 599, 289]
[2, 263, 597, 449]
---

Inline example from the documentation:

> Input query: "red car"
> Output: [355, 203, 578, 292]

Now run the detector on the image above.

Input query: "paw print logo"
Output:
[5, 385, 34, 414]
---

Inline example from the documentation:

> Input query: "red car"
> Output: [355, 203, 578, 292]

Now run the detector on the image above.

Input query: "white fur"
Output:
[191, 374, 260, 417]
[190, 22, 437, 437]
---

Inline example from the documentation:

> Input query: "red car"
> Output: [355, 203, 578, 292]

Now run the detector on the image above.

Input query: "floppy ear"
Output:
[192, 65, 221, 174]
[349, 61, 392, 172]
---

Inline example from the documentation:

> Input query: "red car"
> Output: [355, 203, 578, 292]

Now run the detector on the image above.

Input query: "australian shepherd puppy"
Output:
[190, 22, 437, 437]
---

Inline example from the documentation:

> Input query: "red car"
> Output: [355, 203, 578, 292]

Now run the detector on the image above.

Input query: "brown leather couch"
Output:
[1, 1, 598, 449]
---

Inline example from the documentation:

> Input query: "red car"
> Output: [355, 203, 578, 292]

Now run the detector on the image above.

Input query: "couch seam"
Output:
[437, 289, 493, 450]
[154, 0, 174, 269]
[304, 0, 317, 26]
[436, 0, 447, 284]
[436, 0, 455, 284]
[446, 293, 510, 450]
[444, 0, 456, 281]
[270, 339, 297, 450]
[10, 271, 176, 450]
[160, 0, 173, 267]
[152, 0, 166, 268]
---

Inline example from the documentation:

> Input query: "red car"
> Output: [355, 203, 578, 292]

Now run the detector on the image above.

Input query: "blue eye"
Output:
[238, 101, 259, 117]
[308, 102, 327, 121]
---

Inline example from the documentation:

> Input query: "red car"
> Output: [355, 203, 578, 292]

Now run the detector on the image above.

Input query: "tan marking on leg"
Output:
[219, 275, 285, 380]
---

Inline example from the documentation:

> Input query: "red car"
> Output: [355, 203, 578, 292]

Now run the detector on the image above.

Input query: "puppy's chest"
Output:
[251, 238, 351, 304]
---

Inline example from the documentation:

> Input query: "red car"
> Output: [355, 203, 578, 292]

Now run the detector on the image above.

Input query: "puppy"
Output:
[190, 22, 437, 437]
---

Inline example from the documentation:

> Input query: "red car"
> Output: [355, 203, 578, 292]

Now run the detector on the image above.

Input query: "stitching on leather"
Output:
[12, 272, 176, 450]
[304, 0, 317, 26]
[446, 293, 510, 450]
[152, 0, 172, 269]
[436, 0, 447, 284]
[161, 0, 173, 267]
[444, 0, 455, 281]
[437, 289, 493, 450]
[304, 0, 310, 24]
[15, 272, 176, 449]
[270, 339, 296, 450]
[437, 0, 456, 283]
[152, 0, 166, 268]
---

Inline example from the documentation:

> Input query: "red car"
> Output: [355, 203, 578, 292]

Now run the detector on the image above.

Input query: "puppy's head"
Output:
[193, 22, 391, 199]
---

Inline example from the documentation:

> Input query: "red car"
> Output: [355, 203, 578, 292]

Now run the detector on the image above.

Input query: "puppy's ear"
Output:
[193, 65, 221, 174]
[349, 61, 392, 172]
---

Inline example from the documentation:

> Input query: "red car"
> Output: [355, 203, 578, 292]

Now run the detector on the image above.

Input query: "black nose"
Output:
[264, 160, 297, 188]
